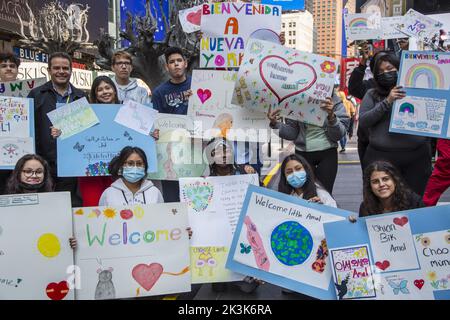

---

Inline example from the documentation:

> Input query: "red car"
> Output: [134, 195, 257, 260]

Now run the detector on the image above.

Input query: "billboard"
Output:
[261, 0, 305, 11]
[120, 0, 169, 44]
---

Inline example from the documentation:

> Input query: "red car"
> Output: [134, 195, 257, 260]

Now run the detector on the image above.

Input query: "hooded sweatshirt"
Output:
[112, 77, 152, 106]
[99, 178, 164, 206]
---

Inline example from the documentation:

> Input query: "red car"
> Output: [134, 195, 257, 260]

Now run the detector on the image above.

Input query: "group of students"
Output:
[0, 36, 448, 298]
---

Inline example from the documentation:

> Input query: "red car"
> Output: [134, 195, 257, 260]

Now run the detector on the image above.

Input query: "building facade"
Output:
[282, 11, 314, 52]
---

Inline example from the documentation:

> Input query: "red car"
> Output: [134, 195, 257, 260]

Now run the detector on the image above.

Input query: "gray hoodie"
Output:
[271, 94, 350, 152]
[112, 77, 152, 106]
[99, 178, 164, 206]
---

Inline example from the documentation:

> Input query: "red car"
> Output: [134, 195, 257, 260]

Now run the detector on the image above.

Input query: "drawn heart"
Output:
[259, 55, 317, 104]
[46, 281, 69, 300]
[375, 260, 390, 271]
[414, 279, 424, 290]
[197, 89, 212, 104]
[132, 263, 163, 291]
[181, 181, 214, 212]
[393, 216, 408, 227]
[186, 9, 201, 26]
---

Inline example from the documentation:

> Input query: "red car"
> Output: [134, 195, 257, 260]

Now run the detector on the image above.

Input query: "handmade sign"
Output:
[232, 39, 337, 126]
[323, 205, 450, 300]
[0, 192, 75, 300]
[180, 174, 259, 284]
[179, 5, 202, 33]
[47, 97, 100, 140]
[0, 97, 35, 169]
[343, 12, 382, 41]
[200, 2, 281, 68]
[381, 16, 408, 40]
[340, 57, 360, 96]
[73, 203, 191, 299]
[226, 185, 351, 299]
[390, 51, 450, 139]
[396, 9, 443, 40]
[57, 104, 157, 177]
[147, 114, 207, 180]
[188, 69, 269, 142]
[0, 78, 46, 97]
[114, 100, 158, 136]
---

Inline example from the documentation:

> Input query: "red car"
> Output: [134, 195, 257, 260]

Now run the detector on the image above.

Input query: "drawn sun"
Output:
[103, 208, 117, 219]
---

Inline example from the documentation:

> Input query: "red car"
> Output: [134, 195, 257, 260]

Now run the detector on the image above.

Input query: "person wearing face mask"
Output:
[98, 147, 163, 206]
[4, 154, 77, 249]
[359, 53, 432, 196]
[278, 154, 337, 208]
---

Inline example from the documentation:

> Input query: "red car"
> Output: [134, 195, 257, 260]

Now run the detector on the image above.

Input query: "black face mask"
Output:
[377, 71, 398, 89]
[19, 181, 45, 192]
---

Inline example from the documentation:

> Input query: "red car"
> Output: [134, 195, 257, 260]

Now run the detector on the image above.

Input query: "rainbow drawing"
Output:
[349, 18, 368, 28]
[404, 63, 445, 89]
[399, 102, 415, 114]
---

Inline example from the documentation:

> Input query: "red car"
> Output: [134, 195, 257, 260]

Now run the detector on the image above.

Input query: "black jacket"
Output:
[28, 81, 87, 169]
[348, 64, 376, 100]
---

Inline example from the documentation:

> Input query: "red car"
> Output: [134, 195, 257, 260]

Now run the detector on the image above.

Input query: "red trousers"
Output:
[78, 176, 112, 207]
[423, 139, 450, 206]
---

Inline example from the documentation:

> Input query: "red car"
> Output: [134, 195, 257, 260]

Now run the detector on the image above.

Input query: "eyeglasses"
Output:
[22, 169, 44, 177]
[114, 61, 132, 67]
[123, 161, 144, 168]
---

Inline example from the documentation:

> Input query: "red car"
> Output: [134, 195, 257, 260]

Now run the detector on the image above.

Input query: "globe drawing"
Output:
[270, 221, 313, 266]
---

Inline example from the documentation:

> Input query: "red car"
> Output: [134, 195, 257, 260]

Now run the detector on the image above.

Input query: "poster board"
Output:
[0, 78, 46, 97]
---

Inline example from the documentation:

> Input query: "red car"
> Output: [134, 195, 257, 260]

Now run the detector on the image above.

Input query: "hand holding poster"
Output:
[47, 97, 100, 140]
[0, 97, 35, 169]
[232, 39, 337, 126]
[323, 205, 450, 300]
[73, 203, 191, 299]
[0, 193, 74, 300]
[114, 100, 158, 136]
[226, 186, 351, 299]
[179, 5, 202, 33]
[200, 2, 281, 68]
[0, 78, 46, 97]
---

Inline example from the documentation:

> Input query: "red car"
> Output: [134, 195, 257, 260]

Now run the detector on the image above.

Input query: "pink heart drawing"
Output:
[197, 89, 212, 104]
[259, 55, 317, 104]
[414, 279, 424, 290]
[187, 9, 201, 26]
[393, 216, 408, 227]
[132, 263, 163, 291]
[375, 260, 390, 271]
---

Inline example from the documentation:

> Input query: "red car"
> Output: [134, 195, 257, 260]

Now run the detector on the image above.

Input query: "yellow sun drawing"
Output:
[134, 206, 145, 219]
[103, 208, 117, 219]
[37, 233, 61, 258]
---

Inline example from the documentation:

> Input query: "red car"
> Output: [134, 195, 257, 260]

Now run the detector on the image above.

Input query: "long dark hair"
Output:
[90, 76, 120, 104]
[362, 161, 415, 216]
[205, 137, 240, 176]
[108, 146, 148, 181]
[5, 154, 53, 194]
[372, 53, 400, 99]
[278, 154, 318, 200]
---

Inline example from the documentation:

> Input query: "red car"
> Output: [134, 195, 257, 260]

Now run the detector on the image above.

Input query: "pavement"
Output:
[174, 137, 450, 300]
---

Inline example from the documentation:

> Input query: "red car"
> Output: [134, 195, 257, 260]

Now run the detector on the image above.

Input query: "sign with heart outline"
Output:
[179, 5, 202, 33]
[181, 181, 214, 212]
[259, 55, 317, 104]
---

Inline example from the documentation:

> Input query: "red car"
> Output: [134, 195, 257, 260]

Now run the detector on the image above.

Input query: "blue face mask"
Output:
[287, 170, 307, 189]
[122, 166, 146, 183]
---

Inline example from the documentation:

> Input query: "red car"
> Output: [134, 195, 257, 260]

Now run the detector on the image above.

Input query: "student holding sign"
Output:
[359, 53, 432, 196]
[357, 161, 424, 217]
[4, 153, 77, 249]
[267, 94, 350, 194]
[99, 146, 163, 206]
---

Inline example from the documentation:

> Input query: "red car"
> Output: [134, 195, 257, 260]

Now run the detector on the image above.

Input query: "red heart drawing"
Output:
[132, 263, 163, 291]
[375, 260, 390, 271]
[393, 216, 408, 227]
[197, 89, 212, 104]
[187, 9, 201, 26]
[414, 279, 424, 290]
[46, 281, 69, 300]
[259, 55, 317, 104]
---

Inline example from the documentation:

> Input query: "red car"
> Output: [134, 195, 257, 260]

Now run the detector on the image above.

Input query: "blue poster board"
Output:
[226, 185, 352, 300]
[324, 206, 450, 300]
[0, 97, 35, 170]
[57, 104, 157, 177]
[389, 50, 450, 139]
[261, 0, 305, 11]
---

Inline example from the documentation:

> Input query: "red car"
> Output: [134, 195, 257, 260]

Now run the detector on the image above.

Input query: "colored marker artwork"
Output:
[399, 52, 450, 90]
[391, 96, 447, 136]
[344, 13, 382, 41]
